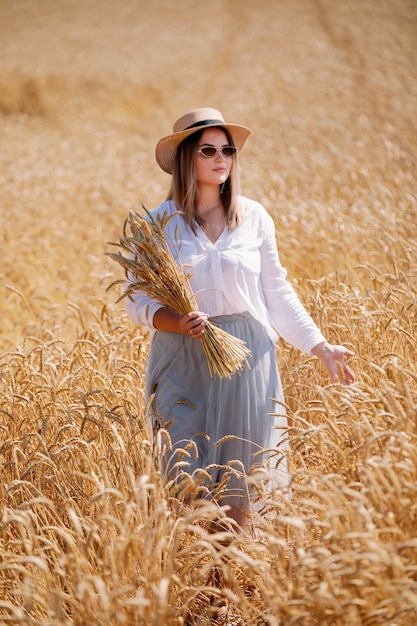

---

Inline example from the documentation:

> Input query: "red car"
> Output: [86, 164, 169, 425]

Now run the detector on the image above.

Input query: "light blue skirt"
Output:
[146, 312, 288, 508]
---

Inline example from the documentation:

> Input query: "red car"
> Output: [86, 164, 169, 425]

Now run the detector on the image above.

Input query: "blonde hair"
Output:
[166, 128, 242, 233]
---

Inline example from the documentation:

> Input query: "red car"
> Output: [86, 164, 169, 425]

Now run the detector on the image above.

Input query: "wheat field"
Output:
[0, 0, 416, 624]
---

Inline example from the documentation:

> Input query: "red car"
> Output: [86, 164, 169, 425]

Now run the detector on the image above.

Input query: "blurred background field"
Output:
[0, 1, 416, 624]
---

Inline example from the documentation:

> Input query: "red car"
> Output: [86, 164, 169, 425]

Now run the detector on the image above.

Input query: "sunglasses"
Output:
[196, 145, 237, 158]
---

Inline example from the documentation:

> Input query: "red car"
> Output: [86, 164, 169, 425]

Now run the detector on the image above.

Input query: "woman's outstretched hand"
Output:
[311, 341, 355, 386]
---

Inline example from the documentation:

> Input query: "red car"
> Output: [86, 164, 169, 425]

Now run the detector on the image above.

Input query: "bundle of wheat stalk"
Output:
[106, 208, 251, 378]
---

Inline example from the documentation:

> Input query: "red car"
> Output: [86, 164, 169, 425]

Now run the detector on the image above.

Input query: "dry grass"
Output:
[1, 0, 417, 624]
[106, 209, 251, 378]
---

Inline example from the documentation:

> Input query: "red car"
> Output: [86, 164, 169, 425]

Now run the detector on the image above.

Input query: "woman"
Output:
[125, 107, 355, 529]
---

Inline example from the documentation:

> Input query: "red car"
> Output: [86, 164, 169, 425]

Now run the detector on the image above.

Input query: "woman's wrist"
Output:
[311, 340, 331, 357]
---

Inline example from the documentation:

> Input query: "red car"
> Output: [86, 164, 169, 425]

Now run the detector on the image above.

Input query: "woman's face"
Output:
[194, 128, 233, 188]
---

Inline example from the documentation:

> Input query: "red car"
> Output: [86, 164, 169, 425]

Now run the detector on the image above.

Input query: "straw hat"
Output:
[155, 107, 251, 174]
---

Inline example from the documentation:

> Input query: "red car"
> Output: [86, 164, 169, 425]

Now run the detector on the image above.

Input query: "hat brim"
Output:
[155, 122, 251, 174]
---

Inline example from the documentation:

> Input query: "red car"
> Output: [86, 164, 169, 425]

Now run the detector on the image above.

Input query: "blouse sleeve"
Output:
[259, 210, 326, 354]
[125, 290, 163, 329]
[124, 202, 171, 329]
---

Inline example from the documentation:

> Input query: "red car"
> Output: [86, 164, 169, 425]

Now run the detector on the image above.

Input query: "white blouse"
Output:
[125, 197, 326, 355]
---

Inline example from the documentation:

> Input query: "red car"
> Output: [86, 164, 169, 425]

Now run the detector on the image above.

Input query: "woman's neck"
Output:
[195, 188, 223, 219]
[195, 189, 226, 243]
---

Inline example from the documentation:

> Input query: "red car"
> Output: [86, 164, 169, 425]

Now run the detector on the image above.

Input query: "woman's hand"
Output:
[311, 341, 355, 385]
[153, 307, 208, 337]
[180, 311, 209, 338]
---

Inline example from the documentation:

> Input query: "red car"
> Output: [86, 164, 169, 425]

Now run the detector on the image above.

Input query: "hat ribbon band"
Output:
[184, 118, 225, 130]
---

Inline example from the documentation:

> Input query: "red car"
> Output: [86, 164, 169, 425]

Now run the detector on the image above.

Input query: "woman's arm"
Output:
[258, 207, 355, 385]
[153, 307, 208, 337]
[259, 214, 326, 354]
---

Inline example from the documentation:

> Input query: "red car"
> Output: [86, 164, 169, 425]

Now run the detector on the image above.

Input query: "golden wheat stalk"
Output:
[106, 208, 251, 378]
